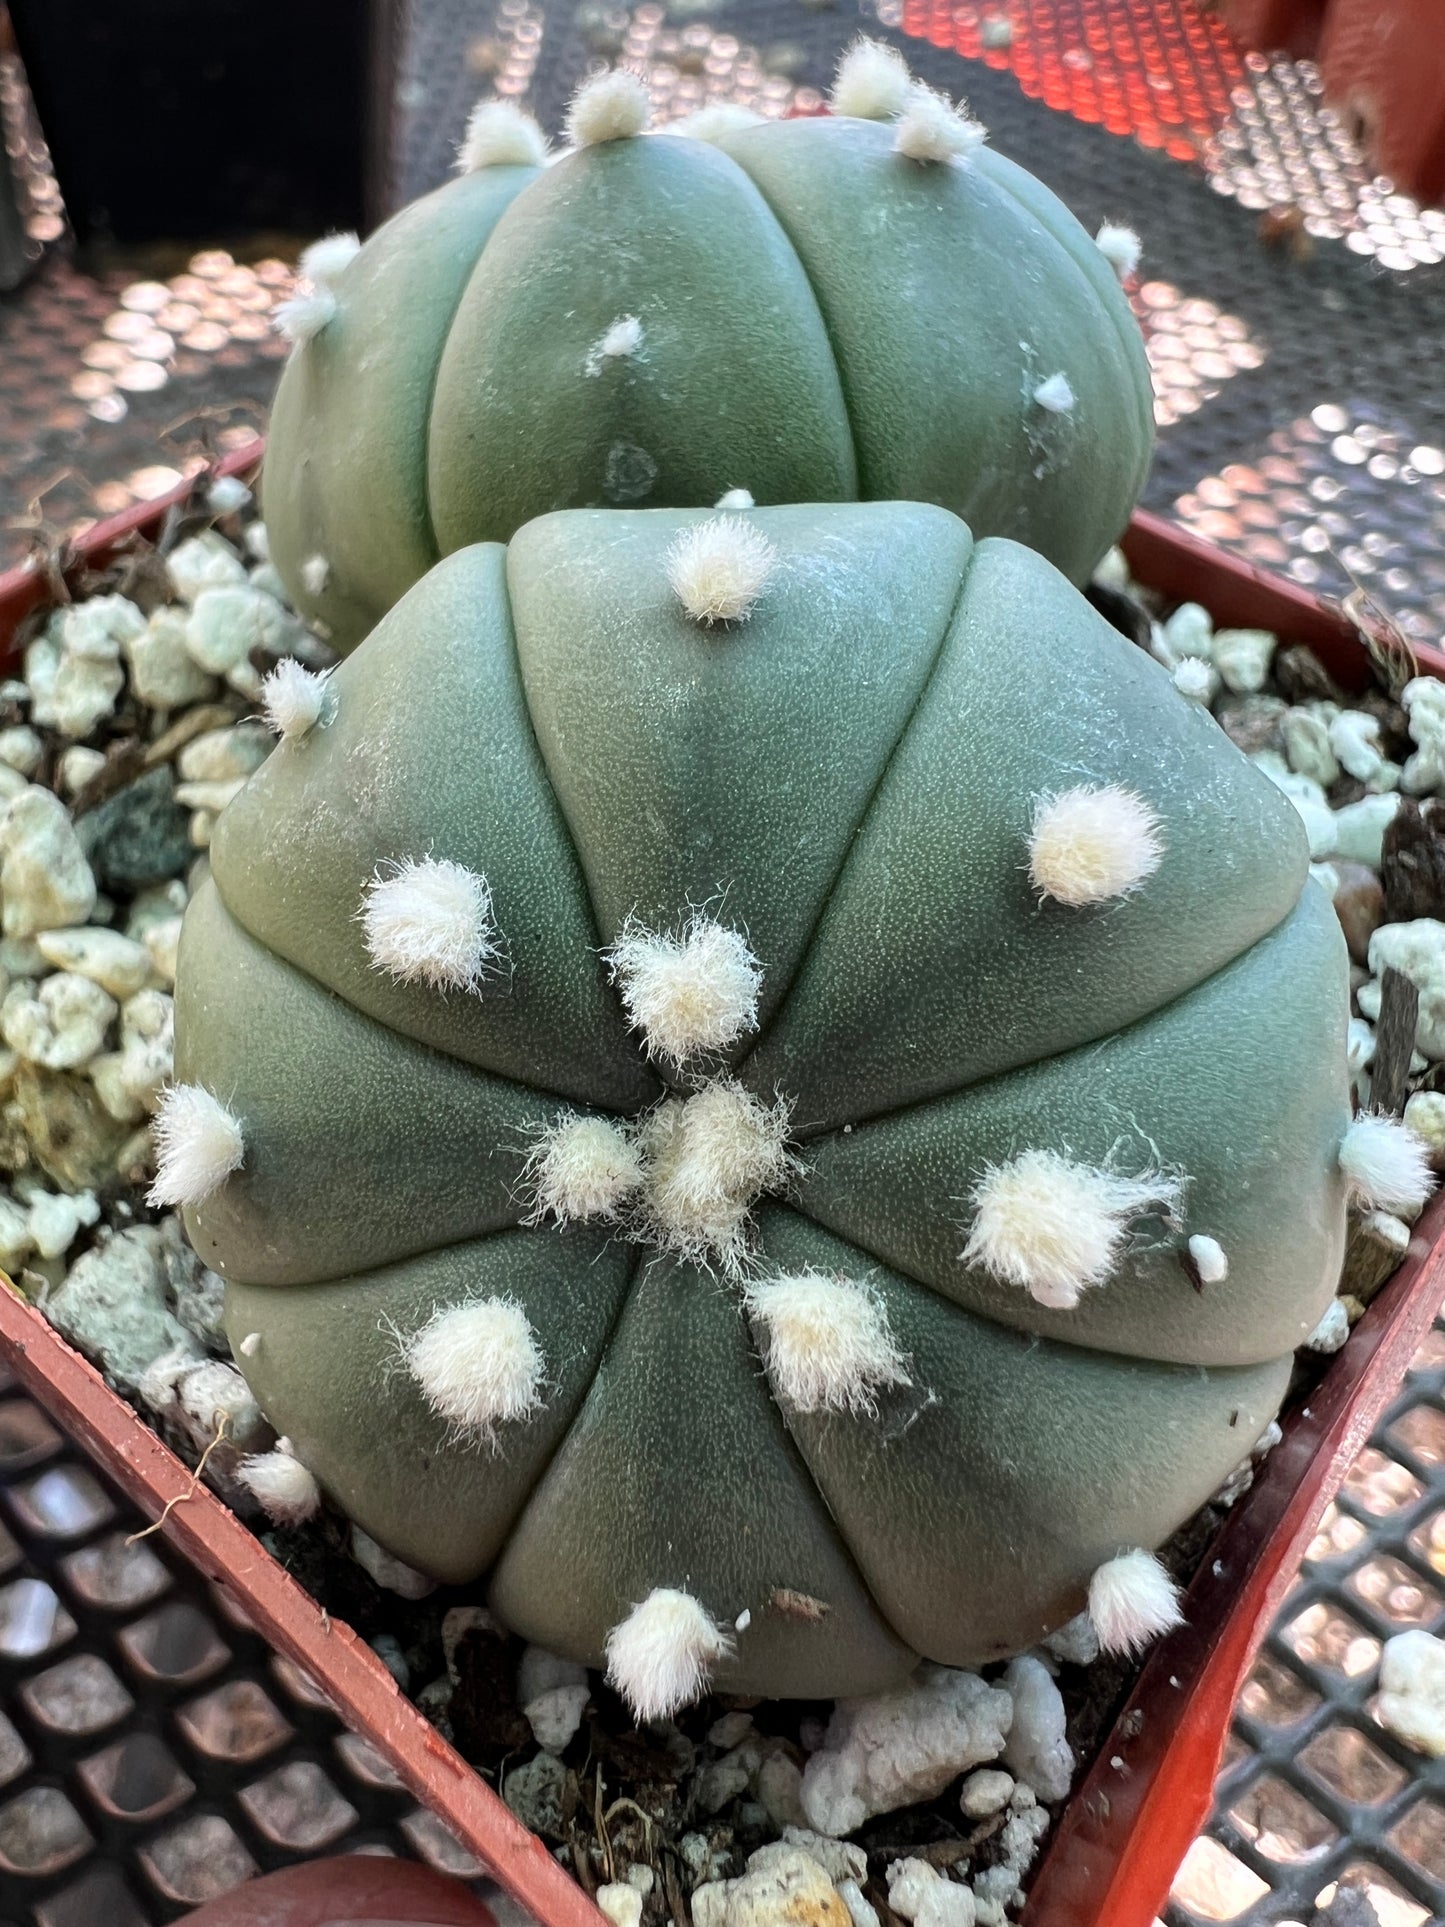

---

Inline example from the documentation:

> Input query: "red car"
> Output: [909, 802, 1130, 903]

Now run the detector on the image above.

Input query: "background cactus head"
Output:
[172, 499, 1352, 1706]
[263, 41, 1153, 654]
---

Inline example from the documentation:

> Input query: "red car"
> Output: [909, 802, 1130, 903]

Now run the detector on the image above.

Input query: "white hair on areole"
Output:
[715, 487, 754, 511]
[1338, 1112, 1436, 1215]
[640, 1077, 797, 1270]
[566, 69, 651, 147]
[300, 553, 330, 596]
[830, 37, 912, 121]
[671, 102, 764, 144]
[404, 1297, 544, 1441]
[604, 1588, 733, 1720]
[456, 97, 549, 172]
[238, 1448, 322, 1526]
[667, 515, 777, 625]
[1028, 783, 1164, 906]
[745, 1271, 909, 1415]
[1188, 1234, 1229, 1285]
[298, 232, 360, 285]
[260, 658, 333, 742]
[1095, 222, 1142, 279]
[963, 1148, 1184, 1309]
[523, 1112, 645, 1227]
[1088, 1549, 1184, 1656]
[360, 856, 500, 992]
[607, 914, 762, 1065]
[147, 1084, 245, 1208]
[893, 83, 986, 165]
[1033, 372, 1076, 414]
[275, 286, 338, 343]
[586, 314, 644, 375]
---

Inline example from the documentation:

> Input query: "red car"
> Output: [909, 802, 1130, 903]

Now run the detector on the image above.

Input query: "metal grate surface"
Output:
[0, 1356, 492, 1924]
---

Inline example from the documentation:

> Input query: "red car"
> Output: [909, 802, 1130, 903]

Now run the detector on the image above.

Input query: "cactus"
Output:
[263, 46, 1153, 653]
[161, 498, 1372, 1711]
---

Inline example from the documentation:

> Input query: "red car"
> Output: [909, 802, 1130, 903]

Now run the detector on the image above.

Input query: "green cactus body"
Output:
[176, 502, 1349, 1698]
[264, 114, 1153, 654]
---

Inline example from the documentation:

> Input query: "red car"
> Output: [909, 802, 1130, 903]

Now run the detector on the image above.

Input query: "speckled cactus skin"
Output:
[178, 502, 1349, 1696]
[263, 116, 1153, 654]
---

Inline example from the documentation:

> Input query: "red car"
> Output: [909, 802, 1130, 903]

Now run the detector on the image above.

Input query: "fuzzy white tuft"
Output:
[830, 37, 913, 121]
[300, 553, 330, 596]
[148, 1084, 244, 1208]
[1339, 1112, 1436, 1214]
[360, 857, 500, 993]
[1172, 656, 1218, 705]
[524, 1112, 645, 1226]
[607, 915, 762, 1065]
[299, 232, 360, 285]
[672, 102, 764, 144]
[715, 487, 755, 511]
[238, 1448, 321, 1526]
[605, 1588, 733, 1721]
[1095, 222, 1142, 279]
[1033, 373, 1076, 414]
[275, 286, 338, 343]
[1188, 1234, 1229, 1285]
[963, 1148, 1184, 1309]
[640, 1078, 796, 1269]
[404, 1297, 544, 1440]
[586, 314, 644, 375]
[260, 658, 333, 742]
[667, 515, 777, 625]
[1028, 784, 1164, 906]
[893, 83, 986, 165]
[745, 1271, 909, 1414]
[238, 1331, 262, 1359]
[456, 97, 549, 172]
[1088, 1549, 1184, 1657]
[567, 69, 651, 147]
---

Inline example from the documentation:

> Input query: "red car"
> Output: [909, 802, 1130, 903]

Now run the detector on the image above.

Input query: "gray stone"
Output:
[77, 768, 192, 893]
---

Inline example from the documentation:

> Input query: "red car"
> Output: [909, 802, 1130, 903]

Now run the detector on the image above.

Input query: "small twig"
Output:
[1372, 967, 1419, 1116]
[125, 1413, 230, 1544]
[594, 1767, 614, 1884]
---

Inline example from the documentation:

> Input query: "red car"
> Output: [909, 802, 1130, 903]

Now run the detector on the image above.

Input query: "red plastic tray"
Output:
[1, 452, 1441, 1927]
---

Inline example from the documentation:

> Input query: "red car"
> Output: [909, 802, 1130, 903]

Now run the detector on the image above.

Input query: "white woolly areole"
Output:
[830, 37, 912, 120]
[238, 1449, 321, 1526]
[1028, 784, 1164, 906]
[667, 515, 777, 625]
[607, 916, 762, 1064]
[260, 658, 332, 741]
[605, 1588, 733, 1721]
[894, 83, 986, 165]
[715, 487, 754, 510]
[640, 1078, 795, 1269]
[1339, 1112, 1436, 1214]
[745, 1272, 909, 1414]
[524, 1112, 645, 1226]
[567, 69, 651, 147]
[672, 102, 764, 144]
[1088, 1549, 1184, 1657]
[298, 232, 360, 284]
[586, 315, 643, 374]
[456, 97, 549, 172]
[1172, 656, 1217, 704]
[300, 553, 330, 596]
[1095, 222, 1142, 279]
[963, 1149, 1184, 1309]
[1188, 1234, 1229, 1285]
[275, 285, 338, 343]
[1033, 372, 1076, 414]
[404, 1297, 544, 1439]
[147, 1083, 244, 1208]
[360, 857, 500, 992]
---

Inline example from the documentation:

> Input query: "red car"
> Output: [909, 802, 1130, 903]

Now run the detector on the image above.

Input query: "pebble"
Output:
[125, 607, 219, 710]
[1333, 792, 1401, 869]
[1216, 693, 1286, 756]
[0, 766, 27, 804]
[958, 1768, 1015, 1818]
[502, 1751, 568, 1838]
[1403, 1091, 1445, 1168]
[58, 747, 106, 798]
[6, 1062, 132, 1191]
[143, 916, 182, 986]
[0, 787, 97, 936]
[177, 723, 272, 783]
[27, 1188, 99, 1261]
[886, 1859, 975, 1927]
[1401, 678, 1445, 795]
[709, 1710, 756, 1749]
[35, 928, 153, 999]
[696, 1846, 852, 1927]
[999, 1655, 1074, 1803]
[516, 1644, 591, 1753]
[755, 1751, 807, 1831]
[1281, 704, 1340, 787]
[1212, 626, 1276, 695]
[139, 1349, 266, 1451]
[1041, 1611, 1100, 1667]
[0, 727, 41, 777]
[40, 1225, 198, 1393]
[1375, 1628, 1445, 1756]
[167, 531, 249, 601]
[184, 584, 299, 692]
[77, 767, 192, 893]
[349, 1524, 436, 1599]
[836, 1881, 878, 1927]
[1, 974, 117, 1071]
[116, 989, 174, 1112]
[175, 777, 247, 814]
[596, 1885, 643, 1927]
[1304, 1297, 1351, 1354]
[1329, 861, 1386, 965]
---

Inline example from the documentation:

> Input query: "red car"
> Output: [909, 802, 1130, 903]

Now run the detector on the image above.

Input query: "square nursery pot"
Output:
[1, 450, 1444, 1927]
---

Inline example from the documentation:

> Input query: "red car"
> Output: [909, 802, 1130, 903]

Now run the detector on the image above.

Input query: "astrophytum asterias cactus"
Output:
[169, 501, 1354, 1711]
[263, 44, 1152, 652]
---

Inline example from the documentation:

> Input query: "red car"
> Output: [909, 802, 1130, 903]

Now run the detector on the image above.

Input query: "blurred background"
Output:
[0, 4, 1443, 1925]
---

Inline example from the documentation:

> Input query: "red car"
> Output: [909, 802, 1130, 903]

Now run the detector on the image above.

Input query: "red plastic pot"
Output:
[179, 1855, 499, 1925]
[1317, 0, 1445, 213]
[1, 450, 1442, 1927]
[1217, 0, 1327, 60]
